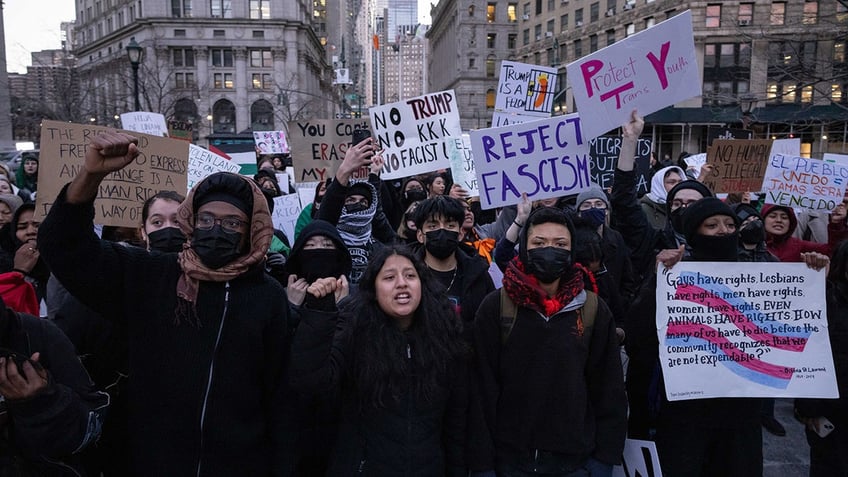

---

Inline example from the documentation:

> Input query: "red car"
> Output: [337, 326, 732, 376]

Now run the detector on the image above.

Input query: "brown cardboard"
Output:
[287, 118, 371, 183]
[703, 139, 773, 193]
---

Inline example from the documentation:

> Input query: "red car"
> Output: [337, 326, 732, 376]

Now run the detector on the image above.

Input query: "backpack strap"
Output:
[500, 288, 518, 344]
[576, 290, 598, 341]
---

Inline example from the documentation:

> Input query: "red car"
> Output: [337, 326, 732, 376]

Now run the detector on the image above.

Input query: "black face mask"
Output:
[404, 189, 427, 204]
[192, 225, 243, 269]
[299, 248, 343, 282]
[580, 208, 606, 228]
[670, 207, 686, 234]
[147, 227, 186, 254]
[689, 233, 739, 262]
[344, 200, 369, 214]
[425, 229, 460, 260]
[739, 219, 765, 245]
[526, 247, 573, 283]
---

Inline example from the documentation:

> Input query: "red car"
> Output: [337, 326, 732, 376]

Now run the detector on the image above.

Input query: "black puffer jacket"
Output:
[38, 187, 293, 477]
[0, 305, 108, 476]
[291, 306, 468, 477]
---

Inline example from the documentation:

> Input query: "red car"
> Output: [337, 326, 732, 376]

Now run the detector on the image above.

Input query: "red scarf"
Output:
[502, 256, 596, 318]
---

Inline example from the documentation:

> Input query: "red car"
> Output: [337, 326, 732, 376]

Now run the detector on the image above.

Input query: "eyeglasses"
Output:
[578, 200, 607, 211]
[195, 213, 245, 233]
[671, 199, 699, 209]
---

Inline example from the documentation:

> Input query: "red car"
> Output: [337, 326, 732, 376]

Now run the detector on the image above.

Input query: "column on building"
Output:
[234, 47, 249, 132]
[193, 46, 211, 137]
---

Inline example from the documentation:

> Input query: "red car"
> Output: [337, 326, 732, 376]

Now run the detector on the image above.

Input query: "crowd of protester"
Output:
[0, 110, 844, 477]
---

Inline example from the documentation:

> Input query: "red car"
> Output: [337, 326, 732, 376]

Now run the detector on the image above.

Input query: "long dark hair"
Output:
[349, 245, 466, 409]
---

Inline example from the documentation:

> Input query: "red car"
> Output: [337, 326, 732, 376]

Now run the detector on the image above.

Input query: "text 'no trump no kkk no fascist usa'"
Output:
[470, 113, 592, 209]
[566, 10, 700, 140]
[369, 90, 462, 180]
[37, 120, 189, 228]
[656, 262, 838, 401]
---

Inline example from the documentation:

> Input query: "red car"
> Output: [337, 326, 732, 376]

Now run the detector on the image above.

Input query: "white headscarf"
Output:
[646, 166, 686, 204]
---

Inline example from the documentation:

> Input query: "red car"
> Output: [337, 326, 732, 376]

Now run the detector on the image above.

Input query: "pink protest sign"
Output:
[566, 10, 700, 140]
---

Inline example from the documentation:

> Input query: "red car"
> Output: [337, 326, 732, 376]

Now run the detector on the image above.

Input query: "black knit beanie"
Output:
[665, 180, 714, 215]
[193, 172, 254, 215]
[682, 197, 738, 243]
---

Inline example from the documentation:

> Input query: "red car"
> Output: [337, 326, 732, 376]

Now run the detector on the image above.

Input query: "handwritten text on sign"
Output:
[187, 145, 241, 191]
[495, 61, 558, 118]
[120, 112, 169, 137]
[37, 120, 189, 227]
[566, 10, 699, 140]
[762, 154, 848, 211]
[589, 136, 652, 195]
[370, 90, 461, 180]
[254, 130, 289, 154]
[702, 139, 773, 193]
[447, 134, 479, 197]
[656, 262, 837, 400]
[287, 119, 371, 183]
[470, 113, 591, 209]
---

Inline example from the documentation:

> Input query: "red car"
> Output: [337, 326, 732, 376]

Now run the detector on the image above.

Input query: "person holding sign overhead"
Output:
[37, 132, 293, 477]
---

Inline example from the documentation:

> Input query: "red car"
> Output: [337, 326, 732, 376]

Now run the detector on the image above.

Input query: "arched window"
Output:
[250, 99, 275, 131]
[173, 98, 198, 123]
[486, 89, 495, 110]
[170, 98, 199, 141]
[212, 99, 236, 134]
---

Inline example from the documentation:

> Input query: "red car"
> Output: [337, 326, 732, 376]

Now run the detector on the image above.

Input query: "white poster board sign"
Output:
[370, 90, 462, 179]
[254, 130, 290, 154]
[187, 145, 241, 191]
[469, 113, 591, 209]
[566, 10, 700, 140]
[762, 154, 848, 211]
[271, 193, 302, 244]
[447, 134, 479, 196]
[493, 61, 557, 126]
[656, 262, 837, 401]
[120, 112, 169, 137]
[613, 439, 663, 477]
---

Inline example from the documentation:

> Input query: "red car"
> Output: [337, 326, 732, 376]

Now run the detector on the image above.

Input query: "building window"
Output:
[251, 73, 272, 89]
[173, 48, 195, 67]
[508, 33, 517, 49]
[487, 33, 496, 48]
[835, 41, 846, 63]
[210, 49, 234, 67]
[534, 24, 541, 40]
[249, 0, 269, 19]
[560, 14, 568, 31]
[252, 30, 264, 38]
[117, 11, 124, 27]
[250, 49, 272, 67]
[535, 0, 541, 15]
[705, 4, 721, 28]
[546, 19, 554, 34]
[802, 1, 817, 25]
[486, 89, 495, 110]
[574, 39, 582, 58]
[770, 2, 785, 25]
[251, 100, 275, 130]
[606, 29, 615, 46]
[767, 82, 779, 101]
[589, 34, 598, 52]
[645, 17, 655, 28]
[547, 0, 554, 12]
[523, 28, 530, 45]
[547, 48, 554, 66]
[469, 58, 476, 68]
[838, 2, 848, 22]
[833, 84, 843, 102]
[737, 3, 753, 25]
[213, 73, 234, 89]
[175, 72, 195, 88]
[213, 29, 225, 38]
[625, 23, 635, 37]
[171, 0, 192, 17]
[523, 3, 530, 16]
[486, 57, 496, 77]
[575, 8, 583, 25]
[590, 2, 599, 23]
[213, 99, 236, 134]
[487, 3, 496, 22]
[534, 52, 541, 65]
[783, 86, 796, 103]
[508, 3, 517, 22]
[210, 0, 232, 18]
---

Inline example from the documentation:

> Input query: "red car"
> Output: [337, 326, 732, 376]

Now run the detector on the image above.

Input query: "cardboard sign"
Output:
[287, 119, 371, 183]
[702, 139, 773, 193]
[566, 10, 700, 140]
[588, 136, 652, 195]
[187, 144, 241, 191]
[168, 120, 193, 141]
[656, 262, 838, 400]
[254, 130, 289, 154]
[493, 61, 558, 126]
[762, 154, 848, 211]
[271, 193, 302, 244]
[120, 112, 169, 137]
[37, 120, 189, 227]
[469, 113, 591, 209]
[370, 90, 462, 180]
[447, 134, 479, 196]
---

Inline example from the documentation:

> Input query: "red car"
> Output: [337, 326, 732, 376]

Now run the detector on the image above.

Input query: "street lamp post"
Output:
[125, 38, 143, 111]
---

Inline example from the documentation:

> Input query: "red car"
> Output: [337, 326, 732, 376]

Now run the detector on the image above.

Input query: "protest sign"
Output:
[120, 112, 169, 137]
[762, 154, 848, 211]
[493, 61, 557, 126]
[370, 90, 462, 180]
[37, 120, 189, 227]
[706, 127, 752, 147]
[566, 10, 700, 140]
[469, 113, 591, 209]
[287, 119, 371, 183]
[656, 262, 837, 400]
[254, 130, 289, 154]
[271, 193, 302, 244]
[187, 144, 241, 191]
[588, 136, 651, 195]
[683, 153, 706, 179]
[168, 119, 193, 141]
[447, 134, 478, 196]
[613, 439, 663, 477]
[771, 138, 801, 157]
[701, 139, 773, 193]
